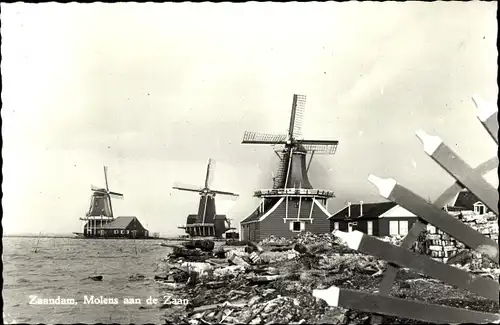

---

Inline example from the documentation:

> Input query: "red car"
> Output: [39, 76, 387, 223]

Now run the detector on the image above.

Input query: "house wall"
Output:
[258, 198, 330, 240]
[377, 217, 417, 236]
[330, 217, 416, 236]
[330, 220, 349, 232]
[84, 218, 150, 238]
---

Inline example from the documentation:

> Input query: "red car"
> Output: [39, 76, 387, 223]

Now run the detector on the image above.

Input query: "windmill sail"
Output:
[242, 93, 339, 190]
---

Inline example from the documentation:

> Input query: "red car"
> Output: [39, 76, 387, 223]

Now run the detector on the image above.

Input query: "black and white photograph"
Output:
[1, 2, 498, 324]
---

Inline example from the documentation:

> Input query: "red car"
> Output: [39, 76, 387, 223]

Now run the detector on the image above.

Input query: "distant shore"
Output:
[3, 234, 230, 241]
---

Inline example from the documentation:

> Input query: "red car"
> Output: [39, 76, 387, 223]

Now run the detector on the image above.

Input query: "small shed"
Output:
[328, 201, 419, 237]
[445, 188, 489, 214]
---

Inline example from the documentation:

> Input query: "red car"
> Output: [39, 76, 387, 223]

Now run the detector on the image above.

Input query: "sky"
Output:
[1, 2, 498, 236]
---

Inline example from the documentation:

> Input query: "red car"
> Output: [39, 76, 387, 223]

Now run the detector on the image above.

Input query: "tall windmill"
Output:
[79, 165, 124, 237]
[239, 94, 339, 241]
[173, 159, 239, 237]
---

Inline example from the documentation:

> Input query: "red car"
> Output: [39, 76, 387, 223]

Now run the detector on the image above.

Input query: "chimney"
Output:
[347, 202, 352, 218]
[360, 201, 363, 216]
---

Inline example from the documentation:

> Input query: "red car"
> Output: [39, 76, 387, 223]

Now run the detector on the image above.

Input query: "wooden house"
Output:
[83, 216, 150, 239]
[328, 201, 419, 237]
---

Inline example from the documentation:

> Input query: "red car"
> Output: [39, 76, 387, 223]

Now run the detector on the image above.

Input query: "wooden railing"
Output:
[313, 95, 499, 324]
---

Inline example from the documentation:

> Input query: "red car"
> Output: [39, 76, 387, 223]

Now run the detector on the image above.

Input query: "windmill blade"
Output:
[109, 191, 124, 199]
[306, 151, 316, 173]
[288, 94, 306, 139]
[300, 140, 339, 154]
[212, 190, 239, 200]
[103, 165, 110, 191]
[205, 158, 216, 189]
[242, 131, 288, 144]
[172, 182, 203, 193]
[91, 184, 106, 192]
[273, 149, 284, 160]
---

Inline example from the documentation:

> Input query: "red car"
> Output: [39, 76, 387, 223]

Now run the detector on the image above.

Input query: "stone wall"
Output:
[422, 211, 498, 269]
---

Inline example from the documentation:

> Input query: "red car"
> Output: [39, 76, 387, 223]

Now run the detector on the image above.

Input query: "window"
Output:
[367, 221, 373, 235]
[121, 230, 125, 234]
[389, 221, 399, 236]
[399, 221, 408, 235]
[474, 203, 486, 215]
[126, 230, 129, 234]
[334, 222, 339, 230]
[389, 220, 409, 235]
[114, 230, 119, 234]
[293, 222, 301, 231]
[290, 221, 304, 232]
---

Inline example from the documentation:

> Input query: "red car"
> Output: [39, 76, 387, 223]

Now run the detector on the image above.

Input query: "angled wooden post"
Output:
[316, 96, 499, 324]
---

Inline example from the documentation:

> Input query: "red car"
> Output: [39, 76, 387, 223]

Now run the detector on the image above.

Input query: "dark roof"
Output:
[101, 216, 136, 229]
[329, 202, 397, 220]
[452, 190, 483, 210]
[240, 197, 281, 224]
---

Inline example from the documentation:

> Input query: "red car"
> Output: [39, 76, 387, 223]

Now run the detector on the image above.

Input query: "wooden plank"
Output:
[372, 157, 498, 324]
[370, 220, 428, 324]
[472, 95, 498, 144]
[416, 130, 498, 215]
[313, 286, 500, 324]
[433, 156, 498, 207]
[368, 174, 499, 263]
[333, 230, 499, 301]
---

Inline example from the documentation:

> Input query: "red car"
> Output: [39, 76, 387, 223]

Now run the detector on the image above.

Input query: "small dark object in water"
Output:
[154, 275, 169, 281]
[89, 276, 103, 281]
[129, 273, 146, 281]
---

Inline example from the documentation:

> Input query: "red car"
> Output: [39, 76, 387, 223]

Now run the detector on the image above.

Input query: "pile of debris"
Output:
[156, 233, 499, 324]
[157, 236, 391, 324]
[259, 235, 291, 246]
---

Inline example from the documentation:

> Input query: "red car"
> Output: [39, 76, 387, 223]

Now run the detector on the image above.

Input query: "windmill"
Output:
[173, 159, 239, 238]
[79, 165, 124, 237]
[240, 94, 339, 241]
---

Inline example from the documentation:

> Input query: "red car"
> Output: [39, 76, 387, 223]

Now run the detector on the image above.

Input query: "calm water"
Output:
[3, 237, 171, 324]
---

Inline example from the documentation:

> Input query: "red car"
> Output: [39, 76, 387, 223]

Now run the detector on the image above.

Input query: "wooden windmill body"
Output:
[240, 94, 339, 241]
[173, 159, 239, 238]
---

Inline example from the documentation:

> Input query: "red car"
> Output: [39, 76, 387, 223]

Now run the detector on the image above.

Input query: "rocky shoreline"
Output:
[155, 233, 499, 324]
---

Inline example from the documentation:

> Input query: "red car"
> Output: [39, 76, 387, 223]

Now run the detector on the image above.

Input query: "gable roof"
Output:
[451, 189, 483, 211]
[101, 216, 136, 229]
[240, 197, 281, 224]
[329, 202, 397, 220]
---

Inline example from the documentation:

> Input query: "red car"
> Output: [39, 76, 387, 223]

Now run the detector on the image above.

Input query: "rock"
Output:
[294, 243, 309, 254]
[446, 250, 473, 266]
[179, 262, 214, 278]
